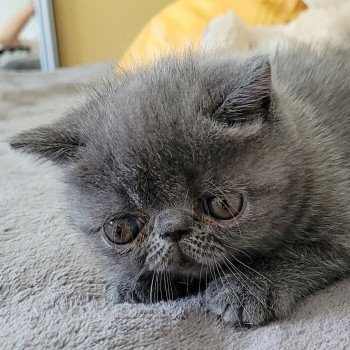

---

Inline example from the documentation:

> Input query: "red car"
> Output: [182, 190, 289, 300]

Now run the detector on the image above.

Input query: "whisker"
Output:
[208, 263, 219, 295]
[213, 261, 241, 326]
[218, 239, 253, 264]
[223, 256, 264, 292]
[223, 258, 263, 300]
[209, 261, 231, 326]
[222, 256, 277, 320]
[150, 271, 155, 303]
[162, 271, 169, 301]
[198, 263, 204, 297]
[204, 265, 209, 317]
[160, 271, 165, 301]
[226, 252, 277, 286]
[166, 270, 173, 301]
[186, 274, 190, 296]
[215, 261, 249, 325]
[163, 270, 169, 301]
[155, 272, 160, 303]
[167, 271, 174, 300]
[212, 262, 227, 327]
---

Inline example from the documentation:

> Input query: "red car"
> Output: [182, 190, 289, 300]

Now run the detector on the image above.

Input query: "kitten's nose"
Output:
[153, 209, 192, 243]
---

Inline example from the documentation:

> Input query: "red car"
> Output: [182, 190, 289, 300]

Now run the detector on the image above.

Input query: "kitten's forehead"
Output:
[88, 53, 244, 129]
[106, 120, 237, 208]
[72, 53, 270, 208]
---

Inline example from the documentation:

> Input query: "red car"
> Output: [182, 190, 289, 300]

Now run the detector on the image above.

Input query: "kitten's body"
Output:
[10, 42, 350, 326]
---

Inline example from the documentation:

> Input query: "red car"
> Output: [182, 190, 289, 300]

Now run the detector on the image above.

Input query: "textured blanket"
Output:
[1, 64, 350, 350]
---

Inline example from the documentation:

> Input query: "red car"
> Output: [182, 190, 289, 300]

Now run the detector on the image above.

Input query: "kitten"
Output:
[10, 42, 350, 327]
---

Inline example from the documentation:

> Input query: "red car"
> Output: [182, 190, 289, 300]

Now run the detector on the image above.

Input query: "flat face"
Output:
[57, 54, 299, 277]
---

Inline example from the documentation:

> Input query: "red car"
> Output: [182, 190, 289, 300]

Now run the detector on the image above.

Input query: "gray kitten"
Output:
[10, 42, 350, 327]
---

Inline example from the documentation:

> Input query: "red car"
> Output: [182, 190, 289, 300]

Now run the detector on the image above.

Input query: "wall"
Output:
[53, 0, 173, 67]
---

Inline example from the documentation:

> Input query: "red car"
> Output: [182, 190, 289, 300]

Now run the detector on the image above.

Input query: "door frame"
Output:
[35, 0, 59, 71]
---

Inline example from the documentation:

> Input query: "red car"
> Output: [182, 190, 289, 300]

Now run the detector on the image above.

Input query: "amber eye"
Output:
[205, 195, 243, 220]
[103, 216, 144, 245]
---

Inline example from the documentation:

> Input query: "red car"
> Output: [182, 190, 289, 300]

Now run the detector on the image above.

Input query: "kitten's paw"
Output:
[205, 274, 276, 327]
[104, 279, 151, 304]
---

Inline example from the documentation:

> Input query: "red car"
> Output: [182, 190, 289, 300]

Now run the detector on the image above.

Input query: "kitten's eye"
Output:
[205, 195, 243, 220]
[103, 216, 144, 245]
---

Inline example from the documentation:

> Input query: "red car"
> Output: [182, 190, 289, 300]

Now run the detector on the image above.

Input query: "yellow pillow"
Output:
[119, 0, 306, 70]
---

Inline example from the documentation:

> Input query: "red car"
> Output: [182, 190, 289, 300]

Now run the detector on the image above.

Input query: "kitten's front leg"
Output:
[105, 276, 153, 304]
[206, 243, 349, 326]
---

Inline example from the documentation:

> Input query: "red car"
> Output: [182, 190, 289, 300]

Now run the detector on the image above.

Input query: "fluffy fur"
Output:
[10, 42, 350, 326]
[202, 0, 350, 54]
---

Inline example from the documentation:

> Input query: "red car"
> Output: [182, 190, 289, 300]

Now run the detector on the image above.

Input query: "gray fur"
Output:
[10, 42, 350, 326]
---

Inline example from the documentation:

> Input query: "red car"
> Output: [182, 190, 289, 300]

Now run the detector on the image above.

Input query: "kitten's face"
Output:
[10, 53, 305, 277]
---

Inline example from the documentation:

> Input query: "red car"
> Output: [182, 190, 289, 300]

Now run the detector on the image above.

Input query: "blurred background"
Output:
[0, 1, 39, 70]
[0, 0, 174, 71]
[51, 0, 173, 68]
[0, 1, 38, 40]
[0, 0, 306, 71]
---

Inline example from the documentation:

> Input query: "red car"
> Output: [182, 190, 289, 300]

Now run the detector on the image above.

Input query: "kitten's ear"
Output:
[212, 57, 271, 126]
[9, 120, 84, 165]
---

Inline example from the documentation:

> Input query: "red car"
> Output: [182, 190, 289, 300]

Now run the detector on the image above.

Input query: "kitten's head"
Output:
[10, 53, 305, 277]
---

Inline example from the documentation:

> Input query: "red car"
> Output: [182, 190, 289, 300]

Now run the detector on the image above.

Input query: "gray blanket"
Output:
[1, 64, 349, 350]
